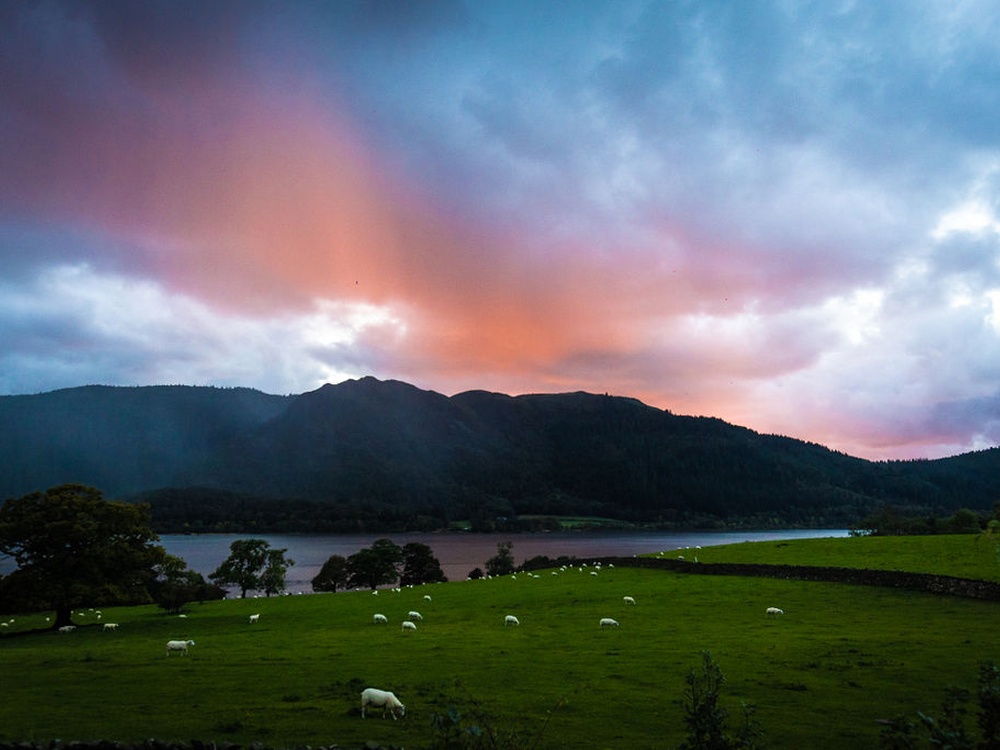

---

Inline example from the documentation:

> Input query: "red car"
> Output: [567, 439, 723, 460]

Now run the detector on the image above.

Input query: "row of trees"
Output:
[311, 538, 447, 592]
[0, 485, 454, 628]
[850, 505, 1000, 537]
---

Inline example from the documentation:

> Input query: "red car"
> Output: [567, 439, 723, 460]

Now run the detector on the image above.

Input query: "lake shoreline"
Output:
[156, 528, 850, 593]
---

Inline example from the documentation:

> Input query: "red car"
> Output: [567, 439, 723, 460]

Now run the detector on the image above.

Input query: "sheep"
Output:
[424, 595, 432, 602]
[58, 625, 76, 634]
[361, 687, 405, 719]
[249, 613, 260, 624]
[504, 615, 520, 627]
[102, 622, 119, 631]
[599, 618, 619, 628]
[166, 639, 195, 656]
[766, 607, 784, 617]
[407, 610, 423, 621]
[401, 620, 417, 631]
[373, 613, 388, 625]
[623, 596, 636, 605]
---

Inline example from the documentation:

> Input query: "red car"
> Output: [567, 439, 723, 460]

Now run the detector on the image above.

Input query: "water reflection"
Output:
[156, 529, 849, 594]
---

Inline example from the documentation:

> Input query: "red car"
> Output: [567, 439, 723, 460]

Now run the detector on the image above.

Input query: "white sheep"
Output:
[373, 613, 388, 625]
[249, 613, 260, 624]
[58, 625, 76, 634]
[166, 639, 195, 656]
[407, 610, 423, 621]
[623, 596, 636, 605]
[401, 620, 417, 631]
[361, 687, 405, 719]
[504, 615, 520, 627]
[599, 618, 619, 628]
[766, 607, 784, 617]
[102, 622, 119, 631]
[424, 595, 432, 602]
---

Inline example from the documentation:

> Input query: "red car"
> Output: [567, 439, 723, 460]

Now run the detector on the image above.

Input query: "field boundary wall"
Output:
[597, 556, 1000, 601]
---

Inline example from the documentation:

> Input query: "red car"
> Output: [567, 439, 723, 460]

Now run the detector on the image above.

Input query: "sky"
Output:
[2, 1, 1000, 461]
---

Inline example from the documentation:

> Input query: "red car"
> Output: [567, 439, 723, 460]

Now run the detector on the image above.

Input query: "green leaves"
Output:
[0, 484, 167, 626]
[209, 538, 294, 598]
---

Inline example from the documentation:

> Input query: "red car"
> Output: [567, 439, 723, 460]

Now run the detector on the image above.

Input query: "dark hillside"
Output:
[206, 377, 496, 509]
[0, 385, 291, 497]
[1, 378, 998, 530]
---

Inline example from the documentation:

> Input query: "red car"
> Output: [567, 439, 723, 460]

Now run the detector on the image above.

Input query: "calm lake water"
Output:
[156, 529, 849, 593]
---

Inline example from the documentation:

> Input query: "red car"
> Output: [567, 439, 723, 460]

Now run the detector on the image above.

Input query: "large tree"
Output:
[0, 484, 167, 628]
[312, 554, 349, 593]
[347, 538, 403, 590]
[400, 542, 447, 585]
[485, 540, 516, 577]
[209, 538, 294, 598]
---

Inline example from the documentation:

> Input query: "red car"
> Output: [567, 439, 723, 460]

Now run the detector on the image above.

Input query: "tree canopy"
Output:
[400, 541, 447, 585]
[485, 541, 516, 577]
[150, 555, 225, 613]
[209, 538, 294, 598]
[312, 554, 349, 593]
[0, 484, 167, 627]
[347, 538, 403, 590]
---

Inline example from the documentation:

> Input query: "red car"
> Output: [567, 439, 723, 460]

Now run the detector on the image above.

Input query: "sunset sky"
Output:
[2, 1, 1000, 461]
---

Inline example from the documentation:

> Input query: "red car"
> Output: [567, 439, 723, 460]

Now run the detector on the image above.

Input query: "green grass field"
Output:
[2, 535, 999, 748]
[679, 532, 1000, 581]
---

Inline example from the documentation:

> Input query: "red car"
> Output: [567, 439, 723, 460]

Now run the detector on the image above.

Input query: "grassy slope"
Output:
[682, 533, 1000, 581]
[0, 536, 998, 748]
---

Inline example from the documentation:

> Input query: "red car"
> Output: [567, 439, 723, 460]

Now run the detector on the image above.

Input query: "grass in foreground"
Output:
[1, 539, 998, 748]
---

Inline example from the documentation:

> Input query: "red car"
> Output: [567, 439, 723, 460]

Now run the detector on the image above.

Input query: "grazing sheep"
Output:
[504, 615, 520, 627]
[58, 625, 76, 634]
[424, 595, 432, 602]
[401, 620, 417, 631]
[249, 613, 260, 624]
[599, 618, 619, 628]
[623, 596, 636, 605]
[102, 622, 119, 631]
[373, 613, 388, 625]
[166, 639, 195, 656]
[766, 607, 784, 617]
[361, 687, 405, 719]
[407, 611, 423, 621]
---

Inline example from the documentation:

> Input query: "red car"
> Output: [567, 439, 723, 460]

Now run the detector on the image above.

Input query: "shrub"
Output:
[679, 651, 764, 750]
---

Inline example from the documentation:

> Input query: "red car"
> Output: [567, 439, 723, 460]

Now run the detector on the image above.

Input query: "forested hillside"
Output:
[2, 377, 999, 532]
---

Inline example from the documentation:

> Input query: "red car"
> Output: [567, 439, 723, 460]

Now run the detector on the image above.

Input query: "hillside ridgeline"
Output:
[1, 377, 998, 532]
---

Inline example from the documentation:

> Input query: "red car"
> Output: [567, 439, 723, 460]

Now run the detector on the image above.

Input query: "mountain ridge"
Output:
[2, 377, 998, 531]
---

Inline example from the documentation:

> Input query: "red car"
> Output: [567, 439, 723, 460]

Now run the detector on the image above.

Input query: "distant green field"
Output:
[1, 536, 999, 748]
[673, 533, 1000, 582]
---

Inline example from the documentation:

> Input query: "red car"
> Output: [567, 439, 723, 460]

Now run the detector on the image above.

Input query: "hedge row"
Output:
[598, 556, 1000, 601]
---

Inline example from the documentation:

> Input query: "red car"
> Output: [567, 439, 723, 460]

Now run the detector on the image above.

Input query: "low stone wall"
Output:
[596, 556, 1000, 601]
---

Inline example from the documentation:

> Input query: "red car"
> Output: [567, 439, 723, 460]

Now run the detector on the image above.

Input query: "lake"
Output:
[156, 529, 849, 593]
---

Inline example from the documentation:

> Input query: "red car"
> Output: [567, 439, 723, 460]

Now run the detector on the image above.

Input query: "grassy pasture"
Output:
[0, 546, 997, 748]
[680, 532, 1000, 581]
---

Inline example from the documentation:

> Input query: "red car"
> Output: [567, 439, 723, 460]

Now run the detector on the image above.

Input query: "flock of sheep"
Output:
[30, 556, 785, 722]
